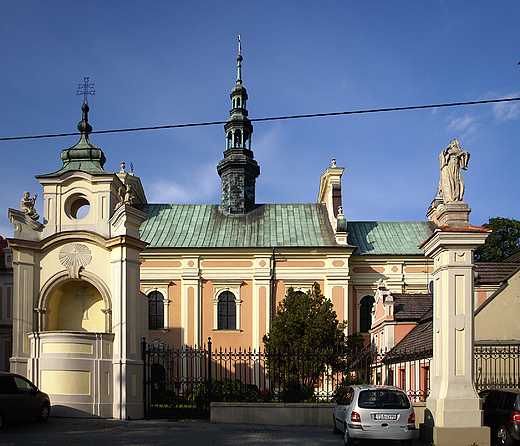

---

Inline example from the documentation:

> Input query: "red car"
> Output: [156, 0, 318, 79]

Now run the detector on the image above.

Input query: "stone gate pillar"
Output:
[420, 202, 491, 446]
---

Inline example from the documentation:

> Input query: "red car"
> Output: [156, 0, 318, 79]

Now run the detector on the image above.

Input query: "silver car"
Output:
[333, 384, 415, 446]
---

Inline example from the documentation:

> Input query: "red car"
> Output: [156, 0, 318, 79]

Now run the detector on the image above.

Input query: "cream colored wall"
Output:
[475, 269, 520, 341]
[39, 239, 112, 298]
[350, 256, 431, 295]
[47, 280, 104, 331]
[40, 173, 123, 239]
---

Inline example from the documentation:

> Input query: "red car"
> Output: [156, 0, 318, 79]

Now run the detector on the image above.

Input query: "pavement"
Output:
[0, 417, 423, 446]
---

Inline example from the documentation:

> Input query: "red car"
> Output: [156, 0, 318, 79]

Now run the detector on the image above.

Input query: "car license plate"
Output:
[373, 413, 398, 420]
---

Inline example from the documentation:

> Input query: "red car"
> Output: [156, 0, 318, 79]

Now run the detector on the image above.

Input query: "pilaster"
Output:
[181, 256, 201, 347]
[420, 227, 491, 446]
[253, 255, 272, 349]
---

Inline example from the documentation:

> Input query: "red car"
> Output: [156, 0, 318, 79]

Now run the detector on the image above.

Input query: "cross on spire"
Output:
[238, 34, 242, 55]
[76, 77, 95, 105]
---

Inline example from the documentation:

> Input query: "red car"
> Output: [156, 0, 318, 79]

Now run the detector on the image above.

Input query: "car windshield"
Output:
[358, 389, 410, 409]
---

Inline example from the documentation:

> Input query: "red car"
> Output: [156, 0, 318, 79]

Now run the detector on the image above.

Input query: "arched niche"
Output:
[37, 270, 112, 333]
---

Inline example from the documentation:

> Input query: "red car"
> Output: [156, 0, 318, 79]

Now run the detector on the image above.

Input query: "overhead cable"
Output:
[1, 97, 519, 142]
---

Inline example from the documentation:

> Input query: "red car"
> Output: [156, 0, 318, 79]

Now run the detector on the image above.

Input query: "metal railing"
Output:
[143, 338, 519, 418]
[475, 343, 520, 392]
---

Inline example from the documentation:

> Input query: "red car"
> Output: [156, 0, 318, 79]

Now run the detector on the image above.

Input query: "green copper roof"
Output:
[136, 204, 434, 255]
[136, 203, 340, 248]
[37, 104, 107, 178]
[347, 221, 435, 255]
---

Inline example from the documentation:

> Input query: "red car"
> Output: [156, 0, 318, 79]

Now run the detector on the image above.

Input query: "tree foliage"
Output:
[474, 217, 520, 262]
[262, 283, 348, 390]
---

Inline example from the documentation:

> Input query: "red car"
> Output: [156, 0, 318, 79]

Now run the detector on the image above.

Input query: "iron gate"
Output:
[143, 337, 212, 419]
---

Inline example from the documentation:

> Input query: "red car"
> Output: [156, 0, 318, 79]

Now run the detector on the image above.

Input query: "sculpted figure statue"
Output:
[124, 185, 135, 205]
[21, 191, 40, 221]
[439, 139, 470, 203]
[115, 185, 136, 209]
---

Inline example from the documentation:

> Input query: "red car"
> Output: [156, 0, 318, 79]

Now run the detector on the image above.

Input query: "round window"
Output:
[67, 195, 90, 220]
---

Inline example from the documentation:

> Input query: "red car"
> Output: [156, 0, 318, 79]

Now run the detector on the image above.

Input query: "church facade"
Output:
[7, 50, 434, 418]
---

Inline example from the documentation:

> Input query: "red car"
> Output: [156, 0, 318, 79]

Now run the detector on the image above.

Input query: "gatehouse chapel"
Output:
[7, 49, 437, 419]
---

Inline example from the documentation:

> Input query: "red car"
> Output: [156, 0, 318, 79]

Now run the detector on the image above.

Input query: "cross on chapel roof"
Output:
[76, 77, 95, 105]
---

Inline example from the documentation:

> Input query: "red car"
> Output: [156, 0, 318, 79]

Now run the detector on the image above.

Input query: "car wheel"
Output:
[344, 429, 355, 446]
[497, 424, 513, 446]
[37, 403, 50, 423]
[333, 415, 341, 434]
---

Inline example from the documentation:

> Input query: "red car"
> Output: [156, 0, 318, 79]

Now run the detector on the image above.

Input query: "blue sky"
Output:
[1, 1, 519, 237]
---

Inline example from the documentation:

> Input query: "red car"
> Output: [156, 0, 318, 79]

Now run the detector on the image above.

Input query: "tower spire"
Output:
[236, 34, 243, 85]
[217, 37, 260, 214]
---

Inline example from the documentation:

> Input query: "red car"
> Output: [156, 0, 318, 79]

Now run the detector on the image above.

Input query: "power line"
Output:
[1, 97, 519, 142]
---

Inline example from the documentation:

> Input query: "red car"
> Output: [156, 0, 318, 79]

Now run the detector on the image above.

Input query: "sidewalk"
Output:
[0, 417, 423, 446]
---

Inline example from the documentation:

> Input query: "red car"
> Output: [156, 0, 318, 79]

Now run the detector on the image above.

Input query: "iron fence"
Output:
[143, 338, 519, 418]
[475, 343, 520, 392]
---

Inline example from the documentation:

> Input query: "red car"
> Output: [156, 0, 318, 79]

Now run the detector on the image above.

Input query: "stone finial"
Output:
[120, 161, 126, 173]
[20, 191, 40, 221]
[331, 158, 336, 168]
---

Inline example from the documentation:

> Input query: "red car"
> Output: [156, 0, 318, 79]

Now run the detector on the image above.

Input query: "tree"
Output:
[262, 283, 347, 395]
[474, 217, 520, 262]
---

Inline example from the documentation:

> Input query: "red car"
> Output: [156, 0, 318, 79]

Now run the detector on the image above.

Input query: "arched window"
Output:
[218, 291, 236, 330]
[359, 295, 375, 333]
[148, 291, 164, 330]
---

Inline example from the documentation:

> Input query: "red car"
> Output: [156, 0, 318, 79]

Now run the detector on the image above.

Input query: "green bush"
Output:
[187, 378, 260, 407]
[151, 387, 178, 406]
[279, 375, 315, 403]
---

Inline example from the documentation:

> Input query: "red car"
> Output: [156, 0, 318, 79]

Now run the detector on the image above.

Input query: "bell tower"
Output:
[217, 36, 260, 213]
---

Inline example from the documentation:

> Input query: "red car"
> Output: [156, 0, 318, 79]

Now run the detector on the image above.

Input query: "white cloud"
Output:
[483, 90, 520, 122]
[446, 114, 480, 140]
[253, 124, 286, 160]
[147, 163, 220, 204]
[492, 96, 520, 121]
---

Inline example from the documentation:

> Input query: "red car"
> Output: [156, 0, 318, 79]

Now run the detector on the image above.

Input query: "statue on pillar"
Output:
[439, 139, 470, 203]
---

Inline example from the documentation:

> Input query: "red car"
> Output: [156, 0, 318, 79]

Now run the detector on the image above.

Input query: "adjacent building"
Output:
[0, 236, 12, 371]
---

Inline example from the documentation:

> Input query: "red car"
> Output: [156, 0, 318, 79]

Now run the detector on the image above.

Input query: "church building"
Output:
[6, 49, 434, 418]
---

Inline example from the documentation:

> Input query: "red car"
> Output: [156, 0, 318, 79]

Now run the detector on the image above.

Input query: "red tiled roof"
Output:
[475, 262, 519, 284]
[503, 250, 520, 263]
[391, 293, 433, 321]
